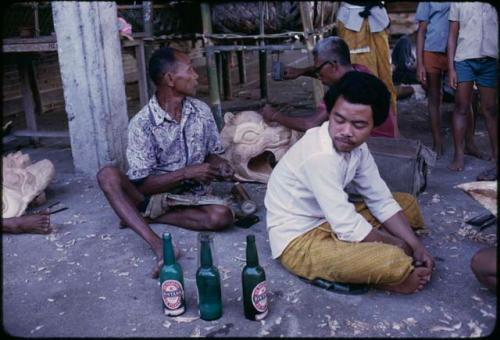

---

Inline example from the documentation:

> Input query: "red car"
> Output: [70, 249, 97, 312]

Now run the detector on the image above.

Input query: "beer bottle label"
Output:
[162, 280, 184, 311]
[251, 281, 268, 314]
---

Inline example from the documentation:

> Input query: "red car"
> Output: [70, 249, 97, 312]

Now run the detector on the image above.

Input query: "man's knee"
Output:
[96, 165, 122, 191]
[205, 205, 233, 231]
[454, 105, 470, 117]
[470, 249, 488, 277]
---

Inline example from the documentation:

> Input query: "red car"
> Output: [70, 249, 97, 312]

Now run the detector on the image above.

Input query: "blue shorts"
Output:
[455, 57, 497, 88]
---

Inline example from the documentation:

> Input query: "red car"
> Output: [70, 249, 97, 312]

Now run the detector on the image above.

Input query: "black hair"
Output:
[312, 36, 351, 66]
[148, 46, 179, 86]
[323, 71, 390, 127]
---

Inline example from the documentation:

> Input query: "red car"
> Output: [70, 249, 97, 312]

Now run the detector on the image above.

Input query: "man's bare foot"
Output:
[433, 143, 443, 159]
[150, 242, 181, 279]
[465, 145, 491, 161]
[377, 267, 430, 294]
[3, 213, 52, 234]
[448, 155, 464, 171]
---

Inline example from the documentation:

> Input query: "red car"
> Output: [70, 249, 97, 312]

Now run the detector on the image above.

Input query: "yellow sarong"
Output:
[279, 192, 424, 286]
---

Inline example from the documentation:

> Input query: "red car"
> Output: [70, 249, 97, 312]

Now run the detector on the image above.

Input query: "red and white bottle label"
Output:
[251, 281, 268, 313]
[162, 280, 184, 310]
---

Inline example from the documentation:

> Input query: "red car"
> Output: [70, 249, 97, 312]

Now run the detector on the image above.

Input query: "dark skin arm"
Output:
[283, 65, 318, 80]
[136, 162, 220, 195]
[260, 104, 328, 132]
[205, 153, 235, 180]
[416, 21, 427, 87]
[362, 211, 434, 276]
[447, 21, 459, 90]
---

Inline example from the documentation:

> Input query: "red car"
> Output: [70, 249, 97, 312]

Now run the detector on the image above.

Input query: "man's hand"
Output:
[412, 244, 434, 280]
[448, 68, 458, 90]
[184, 163, 220, 183]
[216, 161, 234, 180]
[416, 63, 427, 88]
[259, 104, 278, 124]
[283, 66, 304, 80]
[206, 154, 235, 180]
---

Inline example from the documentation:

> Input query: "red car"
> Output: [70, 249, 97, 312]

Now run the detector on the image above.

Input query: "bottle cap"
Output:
[246, 234, 255, 242]
[163, 232, 172, 240]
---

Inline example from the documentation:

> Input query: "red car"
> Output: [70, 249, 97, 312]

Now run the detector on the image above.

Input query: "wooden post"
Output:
[52, 2, 129, 175]
[221, 52, 233, 100]
[201, 2, 223, 130]
[33, 2, 40, 37]
[142, 1, 155, 98]
[236, 50, 247, 84]
[215, 52, 224, 98]
[17, 57, 39, 145]
[299, 2, 324, 107]
[135, 40, 149, 107]
[258, 2, 268, 101]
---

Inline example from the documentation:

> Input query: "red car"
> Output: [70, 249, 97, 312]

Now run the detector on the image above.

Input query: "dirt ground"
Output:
[2, 49, 497, 337]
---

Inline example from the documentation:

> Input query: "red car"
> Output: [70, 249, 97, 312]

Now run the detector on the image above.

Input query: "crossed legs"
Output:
[97, 165, 233, 277]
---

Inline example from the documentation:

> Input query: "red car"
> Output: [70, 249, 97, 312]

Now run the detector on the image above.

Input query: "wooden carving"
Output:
[220, 111, 301, 183]
[455, 181, 497, 216]
[2, 152, 55, 218]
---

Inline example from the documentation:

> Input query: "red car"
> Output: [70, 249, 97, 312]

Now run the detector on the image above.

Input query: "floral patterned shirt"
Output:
[126, 95, 224, 182]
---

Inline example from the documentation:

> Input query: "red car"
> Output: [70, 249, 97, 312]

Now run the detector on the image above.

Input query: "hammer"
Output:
[231, 182, 257, 215]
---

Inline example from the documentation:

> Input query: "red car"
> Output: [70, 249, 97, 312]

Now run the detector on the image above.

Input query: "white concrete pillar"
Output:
[52, 1, 129, 175]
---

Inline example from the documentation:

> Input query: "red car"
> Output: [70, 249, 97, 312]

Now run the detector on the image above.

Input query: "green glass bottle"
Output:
[196, 233, 223, 321]
[160, 232, 186, 316]
[242, 234, 268, 320]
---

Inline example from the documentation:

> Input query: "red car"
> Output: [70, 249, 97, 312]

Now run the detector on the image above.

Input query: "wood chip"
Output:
[172, 315, 199, 323]
[430, 322, 462, 332]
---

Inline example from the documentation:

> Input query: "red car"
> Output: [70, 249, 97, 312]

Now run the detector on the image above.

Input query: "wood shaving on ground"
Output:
[190, 326, 201, 337]
[325, 315, 340, 336]
[456, 225, 497, 245]
[172, 315, 199, 323]
[430, 322, 462, 332]
[467, 321, 483, 337]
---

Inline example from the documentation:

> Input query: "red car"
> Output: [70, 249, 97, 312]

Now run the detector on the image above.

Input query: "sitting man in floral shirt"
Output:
[97, 47, 234, 277]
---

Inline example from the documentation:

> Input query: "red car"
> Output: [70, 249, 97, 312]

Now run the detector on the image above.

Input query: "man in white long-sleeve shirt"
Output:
[265, 71, 434, 294]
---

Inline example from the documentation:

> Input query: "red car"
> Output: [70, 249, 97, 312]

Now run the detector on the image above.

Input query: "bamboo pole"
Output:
[258, 2, 268, 101]
[201, 2, 223, 130]
[299, 2, 324, 108]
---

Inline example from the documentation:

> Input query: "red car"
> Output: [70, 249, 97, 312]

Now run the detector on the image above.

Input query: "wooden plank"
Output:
[12, 130, 69, 138]
[134, 40, 149, 107]
[299, 2, 324, 107]
[17, 59, 39, 144]
[385, 2, 418, 13]
[3, 42, 58, 53]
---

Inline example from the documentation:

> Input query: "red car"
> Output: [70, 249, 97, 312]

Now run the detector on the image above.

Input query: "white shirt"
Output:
[449, 2, 498, 62]
[265, 122, 402, 259]
[336, 2, 390, 33]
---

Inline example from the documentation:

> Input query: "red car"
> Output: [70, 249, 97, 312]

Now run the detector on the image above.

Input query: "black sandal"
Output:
[300, 277, 369, 295]
[476, 166, 497, 181]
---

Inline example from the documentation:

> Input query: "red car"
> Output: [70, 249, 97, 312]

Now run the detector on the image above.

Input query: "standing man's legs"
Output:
[427, 72, 444, 156]
[449, 81, 474, 171]
[477, 86, 498, 161]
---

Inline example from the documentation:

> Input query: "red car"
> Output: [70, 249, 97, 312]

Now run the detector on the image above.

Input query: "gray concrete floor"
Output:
[3, 50, 497, 337]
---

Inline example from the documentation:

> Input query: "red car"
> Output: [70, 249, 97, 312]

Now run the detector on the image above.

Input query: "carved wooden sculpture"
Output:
[455, 181, 497, 216]
[2, 152, 55, 218]
[220, 111, 301, 183]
